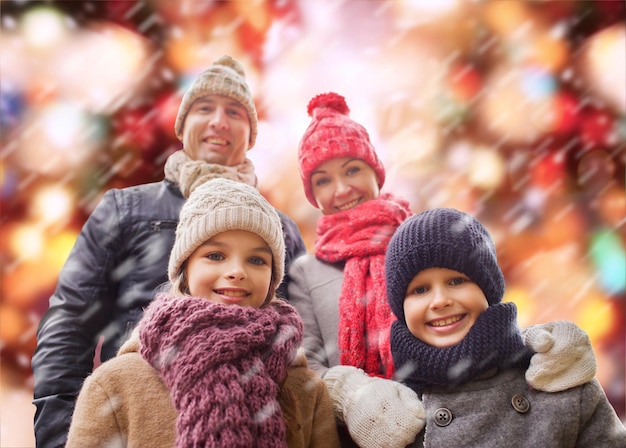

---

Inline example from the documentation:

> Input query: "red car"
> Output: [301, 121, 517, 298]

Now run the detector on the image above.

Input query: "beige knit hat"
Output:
[168, 178, 285, 292]
[174, 55, 258, 148]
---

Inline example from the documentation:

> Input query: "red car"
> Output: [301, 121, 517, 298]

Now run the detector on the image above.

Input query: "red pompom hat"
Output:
[297, 92, 386, 207]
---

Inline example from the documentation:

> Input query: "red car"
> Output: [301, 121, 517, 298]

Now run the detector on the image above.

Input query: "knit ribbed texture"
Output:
[386, 208, 505, 324]
[391, 302, 532, 394]
[139, 294, 302, 447]
[298, 92, 386, 207]
[163, 149, 258, 198]
[168, 178, 284, 290]
[174, 55, 258, 147]
[523, 321, 598, 392]
[323, 365, 426, 448]
[315, 193, 412, 379]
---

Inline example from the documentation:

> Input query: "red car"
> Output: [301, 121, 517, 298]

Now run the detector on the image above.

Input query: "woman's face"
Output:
[403, 267, 489, 348]
[185, 230, 273, 308]
[310, 157, 380, 215]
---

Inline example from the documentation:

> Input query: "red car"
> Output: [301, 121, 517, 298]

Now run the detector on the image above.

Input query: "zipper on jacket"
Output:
[150, 220, 177, 232]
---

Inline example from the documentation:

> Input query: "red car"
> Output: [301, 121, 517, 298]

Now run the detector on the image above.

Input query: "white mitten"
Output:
[523, 321, 597, 392]
[324, 365, 425, 448]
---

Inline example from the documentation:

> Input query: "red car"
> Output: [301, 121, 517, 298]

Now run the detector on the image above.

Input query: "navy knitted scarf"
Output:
[391, 302, 532, 394]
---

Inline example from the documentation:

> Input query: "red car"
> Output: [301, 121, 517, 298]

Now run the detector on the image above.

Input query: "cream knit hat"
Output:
[174, 55, 258, 148]
[168, 178, 284, 290]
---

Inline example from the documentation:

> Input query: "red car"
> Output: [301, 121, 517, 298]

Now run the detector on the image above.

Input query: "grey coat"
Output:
[288, 255, 626, 447]
[409, 368, 626, 447]
[288, 254, 345, 377]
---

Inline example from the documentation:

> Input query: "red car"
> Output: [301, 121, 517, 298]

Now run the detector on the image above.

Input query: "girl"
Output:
[385, 208, 626, 447]
[288, 92, 599, 448]
[66, 178, 340, 448]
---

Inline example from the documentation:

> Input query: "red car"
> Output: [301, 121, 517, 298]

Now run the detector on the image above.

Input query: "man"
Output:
[31, 55, 306, 448]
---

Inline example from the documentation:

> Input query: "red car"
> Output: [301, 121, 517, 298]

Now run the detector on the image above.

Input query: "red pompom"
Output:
[307, 92, 350, 117]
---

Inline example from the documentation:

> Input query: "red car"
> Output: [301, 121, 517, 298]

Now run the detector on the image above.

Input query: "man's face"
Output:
[181, 94, 251, 166]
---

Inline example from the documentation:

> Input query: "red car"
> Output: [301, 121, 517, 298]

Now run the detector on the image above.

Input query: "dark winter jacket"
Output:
[31, 179, 305, 448]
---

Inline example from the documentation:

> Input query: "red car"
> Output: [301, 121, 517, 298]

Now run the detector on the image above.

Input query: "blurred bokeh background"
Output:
[1, 1, 624, 446]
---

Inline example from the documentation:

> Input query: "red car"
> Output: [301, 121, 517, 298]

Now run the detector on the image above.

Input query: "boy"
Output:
[385, 208, 626, 447]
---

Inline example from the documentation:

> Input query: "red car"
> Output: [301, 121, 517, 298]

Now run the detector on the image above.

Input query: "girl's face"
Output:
[403, 267, 489, 348]
[310, 157, 380, 215]
[185, 230, 273, 308]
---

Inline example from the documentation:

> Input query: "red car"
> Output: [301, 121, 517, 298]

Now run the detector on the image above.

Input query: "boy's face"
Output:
[403, 267, 488, 348]
[185, 230, 272, 308]
[181, 94, 251, 167]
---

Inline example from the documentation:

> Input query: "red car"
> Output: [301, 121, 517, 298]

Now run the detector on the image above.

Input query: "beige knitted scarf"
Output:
[164, 150, 258, 198]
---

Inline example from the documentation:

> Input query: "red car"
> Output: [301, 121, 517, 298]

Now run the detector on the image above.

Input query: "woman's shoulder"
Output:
[291, 253, 344, 274]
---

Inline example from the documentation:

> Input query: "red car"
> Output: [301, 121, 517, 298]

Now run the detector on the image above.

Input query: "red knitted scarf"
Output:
[139, 294, 303, 448]
[315, 193, 412, 379]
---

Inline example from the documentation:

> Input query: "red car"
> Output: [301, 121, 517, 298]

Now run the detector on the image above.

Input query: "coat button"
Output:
[433, 408, 453, 427]
[511, 394, 530, 413]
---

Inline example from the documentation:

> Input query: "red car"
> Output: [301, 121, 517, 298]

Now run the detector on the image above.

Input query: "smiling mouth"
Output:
[204, 137, 228, 146]
[336, 198, 361, 211]
[215, 289, 248, 297]
[429, 315, 463, 327]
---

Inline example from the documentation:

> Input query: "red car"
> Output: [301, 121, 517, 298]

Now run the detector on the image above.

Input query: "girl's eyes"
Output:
[248, 256, 269, 266]
[204, 252, 269, 266]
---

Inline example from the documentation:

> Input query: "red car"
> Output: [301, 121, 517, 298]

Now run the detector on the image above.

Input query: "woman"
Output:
[288, 92, 598, 448]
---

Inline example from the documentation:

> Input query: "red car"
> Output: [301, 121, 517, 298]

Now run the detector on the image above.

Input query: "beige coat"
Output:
[66, 333, 340, 448]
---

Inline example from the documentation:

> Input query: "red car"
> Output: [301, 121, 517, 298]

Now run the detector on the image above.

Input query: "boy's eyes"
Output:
[205, 252, 224, 261]
[409, 285, 428, 295]
[407, 277, 469, 295]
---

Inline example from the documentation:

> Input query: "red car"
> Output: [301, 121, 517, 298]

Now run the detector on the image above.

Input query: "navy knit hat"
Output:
[385, 208, 505, 323]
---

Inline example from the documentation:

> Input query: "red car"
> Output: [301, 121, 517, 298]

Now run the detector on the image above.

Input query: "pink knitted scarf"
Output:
[139, 294, 303, 447]
[315, 193, 412, 379]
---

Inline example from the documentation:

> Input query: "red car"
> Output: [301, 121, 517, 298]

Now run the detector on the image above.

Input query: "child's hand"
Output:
[324, 365, 424, 448]
[523, 321, 597, 392]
